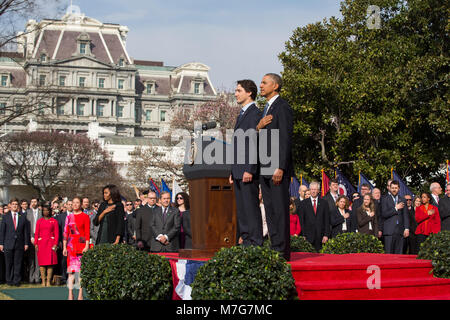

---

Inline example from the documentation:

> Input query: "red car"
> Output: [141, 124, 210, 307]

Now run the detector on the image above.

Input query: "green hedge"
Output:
[290, 235, 317, 253]
[417, 231, 450, 279]
[81, 244, 172, 300]
[320, 232, 384, 254]
[191, 245, 298, 300]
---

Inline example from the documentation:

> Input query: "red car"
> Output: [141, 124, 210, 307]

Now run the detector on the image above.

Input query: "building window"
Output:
[96, 105, 104, 117]
[0, 103, 6, 115]
[145, 110, 151, 121]
[119, 58, 125, 67]
[40, 54, 47, 62]
[118, 79, 124, 89]
[59, 76, 66, 86]
[56, 105, 64, 115]
[117, 106, 124, 118]
[98, 78, 105, 88]
[1, 75, 7, 87]
[194, 83, 200, 94]
[80, 43, 86, 54]
[39, 75, 46, 86]
[76, 104, 84, 116]
[160, 110, 166, 122]
[146, 83, 153, 94]
[79, 77, 86, 87]
[38, 103, 45, 115]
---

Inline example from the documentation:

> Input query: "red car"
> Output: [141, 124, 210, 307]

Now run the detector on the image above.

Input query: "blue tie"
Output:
[263, 103, 270, 117]
[237, 109, 244, 123]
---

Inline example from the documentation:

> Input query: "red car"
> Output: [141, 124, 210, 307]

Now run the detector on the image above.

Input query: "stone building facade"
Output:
[0, 7, 217, 138]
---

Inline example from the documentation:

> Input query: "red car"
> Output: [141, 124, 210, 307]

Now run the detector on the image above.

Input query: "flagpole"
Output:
[391, 167, 393, 180]
[300, 174, 303, 185]
[447, 159, 449, 183]
[358, 171, 361, 186]
[321, 169, 324, 196]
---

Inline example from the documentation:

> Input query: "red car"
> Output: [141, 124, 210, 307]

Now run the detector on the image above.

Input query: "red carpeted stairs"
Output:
[288, 252, 450, 300]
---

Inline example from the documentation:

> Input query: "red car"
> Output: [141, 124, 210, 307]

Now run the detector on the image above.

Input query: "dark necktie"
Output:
[262, 103, 269, 117]
[237, 109, 244, 123]
[162, 207, 167, 223]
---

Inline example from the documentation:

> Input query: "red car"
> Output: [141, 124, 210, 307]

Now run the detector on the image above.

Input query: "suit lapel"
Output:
[235, 103, 255, 130]
[266, 96, 280, 116]
[305, 200, 316, 219]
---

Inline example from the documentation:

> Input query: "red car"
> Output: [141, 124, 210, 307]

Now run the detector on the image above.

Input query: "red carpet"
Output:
[289, 252, 450, 300]
[155, 252, 450, 300]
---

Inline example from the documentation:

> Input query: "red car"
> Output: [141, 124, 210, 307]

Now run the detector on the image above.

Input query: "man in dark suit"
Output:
[294, 185, 308, 218]
[25, 197, 40, 284]
[229, 79, 263, 247]
[54, 203, 68, 284]
[372, 187, 384, 239]
[298, 181, 330, 251]
[323, 179, 339, 213]
[404, 195, 418, 254]
[0, 198, 30, 286]
[124, 201, 136, 246]
[430, 182, 442, 207]
[257, 73, 293, 261]
[440, 183, 450, 231]
[136, 191, 157, 251]
[381, 180, 410, 254]
[150, 192, 180, 253]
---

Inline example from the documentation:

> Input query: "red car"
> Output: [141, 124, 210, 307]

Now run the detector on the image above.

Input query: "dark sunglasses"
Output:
[126, 203, 133, 206]
[176, 197, 184, 200]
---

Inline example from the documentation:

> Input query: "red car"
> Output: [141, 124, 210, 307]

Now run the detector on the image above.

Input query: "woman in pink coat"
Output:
[34, 205, 59, 287]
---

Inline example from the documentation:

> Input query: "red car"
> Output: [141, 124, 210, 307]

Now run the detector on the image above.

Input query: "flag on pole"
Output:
[358, 171, 374, 193]
[299, 174, 310, 188]
[392, 170, 414, 198]
[321, 169, 330, 198]
[335, 168, 357, 197]
[446, 160, 449, 184]
[172, 177, 183, 203]
[289, 176, 301, 197]
[161, 178, 172, 201]
[149, 178, 160, 197]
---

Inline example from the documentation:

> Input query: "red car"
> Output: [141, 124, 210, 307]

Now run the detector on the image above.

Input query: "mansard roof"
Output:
[33, 29, 131, 65]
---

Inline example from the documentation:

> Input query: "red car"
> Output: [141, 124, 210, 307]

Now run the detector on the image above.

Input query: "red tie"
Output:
[13, 213, 17, 230]
[313, 199, 317, 215]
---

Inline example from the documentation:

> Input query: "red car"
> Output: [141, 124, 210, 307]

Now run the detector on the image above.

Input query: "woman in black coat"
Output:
[175, 192, 191, 249]
[93, 184, 125, 245]
[330, 195, 354, 238]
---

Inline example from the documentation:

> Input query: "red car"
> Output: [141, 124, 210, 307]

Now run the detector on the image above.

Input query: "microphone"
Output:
[202, 121, 217, 131]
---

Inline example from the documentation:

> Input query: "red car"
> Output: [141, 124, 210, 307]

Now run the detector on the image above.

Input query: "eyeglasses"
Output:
[405, 199, 412, 201]
[176, 197, 184, 200]
[126, 203, 133, 206]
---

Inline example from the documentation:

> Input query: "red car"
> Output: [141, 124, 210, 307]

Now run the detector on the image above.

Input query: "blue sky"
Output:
[58, 0, 343, 90]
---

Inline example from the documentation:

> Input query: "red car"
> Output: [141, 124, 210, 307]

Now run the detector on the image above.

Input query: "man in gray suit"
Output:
[136, 191, 157, 251]
[150, 192, 180, 253]
[26, 197, 41, 284]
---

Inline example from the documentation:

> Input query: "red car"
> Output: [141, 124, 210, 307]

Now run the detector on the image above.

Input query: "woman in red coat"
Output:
[415, 192, 441, 248]
[289, 197, 301, 236]
[34, 205, 59, 287]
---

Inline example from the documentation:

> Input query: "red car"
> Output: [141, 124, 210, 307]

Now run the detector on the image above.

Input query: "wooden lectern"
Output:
[178, 137, 236, 259]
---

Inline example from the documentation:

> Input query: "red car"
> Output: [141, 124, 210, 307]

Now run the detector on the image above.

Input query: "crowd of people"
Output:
[0, 178, 448, 299]
[0, 184, 191, 300]
[288, 179, 450, 254]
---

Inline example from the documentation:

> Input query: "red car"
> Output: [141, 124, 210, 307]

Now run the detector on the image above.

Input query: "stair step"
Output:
[296, 277, 450, 290]
[296, 277, 450, 300]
